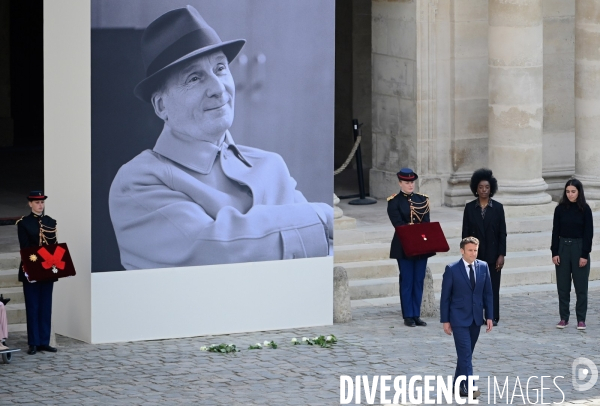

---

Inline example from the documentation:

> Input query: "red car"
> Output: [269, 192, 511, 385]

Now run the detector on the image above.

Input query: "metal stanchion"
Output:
[349, 119, 376, 205]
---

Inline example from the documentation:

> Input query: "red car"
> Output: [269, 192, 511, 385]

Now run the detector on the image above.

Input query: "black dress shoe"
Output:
[404, 318, 416, 327]
[414, 317, 427, 326]
[0, 294, 9, 306]
[27, 345, 37, 355]
[456, 388, 480, 398]
[38, 345, 57, 353]
[493, 319, 498, 327]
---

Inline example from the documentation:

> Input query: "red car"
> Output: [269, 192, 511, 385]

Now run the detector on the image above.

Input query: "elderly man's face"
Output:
[154, 51, 235, 142]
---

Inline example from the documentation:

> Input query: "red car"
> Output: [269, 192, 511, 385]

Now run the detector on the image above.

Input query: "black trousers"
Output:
[490, 266, 501, 321]
[22, 281, 54, 346]
[555, 237, 589, 322]
[482, 256, 501, 321]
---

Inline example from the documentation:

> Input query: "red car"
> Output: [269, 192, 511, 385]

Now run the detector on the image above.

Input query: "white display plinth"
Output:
[44, 0, 333, 344]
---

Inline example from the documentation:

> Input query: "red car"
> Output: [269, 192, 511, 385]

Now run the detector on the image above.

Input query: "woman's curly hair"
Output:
[469, 168, 498, 197]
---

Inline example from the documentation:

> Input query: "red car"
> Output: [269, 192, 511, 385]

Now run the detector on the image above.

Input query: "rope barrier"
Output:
[334, 135, 361, 176]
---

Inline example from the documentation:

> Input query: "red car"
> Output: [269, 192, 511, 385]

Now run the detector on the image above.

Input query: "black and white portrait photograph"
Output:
[91, 0, 335, 272]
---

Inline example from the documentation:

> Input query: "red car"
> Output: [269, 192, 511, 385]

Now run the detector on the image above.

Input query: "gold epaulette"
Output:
[15, 216, 24, 225]
[387, 193, 397, 202]
[414, 192, 429, 199]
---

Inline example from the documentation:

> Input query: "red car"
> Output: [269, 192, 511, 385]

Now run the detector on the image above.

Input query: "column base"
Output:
[573, 174, 600, 201]
[444, 172, 473, 207]
[493, 178, 552, 206]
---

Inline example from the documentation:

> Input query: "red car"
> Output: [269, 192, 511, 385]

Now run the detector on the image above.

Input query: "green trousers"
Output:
[555, 237, 590, 322]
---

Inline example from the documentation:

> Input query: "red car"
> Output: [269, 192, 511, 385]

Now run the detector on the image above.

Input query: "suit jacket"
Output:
[387, 192, 435, 260]
[461, 199, 507, 266]
[109, 126, 332, 270]
[17, 212, 58, 283]
[440, 259, 493, 327]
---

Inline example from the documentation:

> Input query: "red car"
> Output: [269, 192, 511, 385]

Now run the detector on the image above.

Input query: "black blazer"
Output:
[387, 192, 434, 260]
[461, 199, 507, 266]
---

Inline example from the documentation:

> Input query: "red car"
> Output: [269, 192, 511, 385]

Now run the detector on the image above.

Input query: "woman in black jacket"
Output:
[462, 169, 507, 326]
[551, 179, 593, 330]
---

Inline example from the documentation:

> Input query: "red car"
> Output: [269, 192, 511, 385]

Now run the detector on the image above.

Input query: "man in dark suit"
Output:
[440, 237, 493, 399]
[462, 168, 507, 326]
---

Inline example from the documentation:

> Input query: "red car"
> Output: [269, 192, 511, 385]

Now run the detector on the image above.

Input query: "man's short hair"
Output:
[460, 236, 479, 249]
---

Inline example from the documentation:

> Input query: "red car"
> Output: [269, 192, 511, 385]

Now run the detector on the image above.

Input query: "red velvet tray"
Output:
[20, 243, 76, 282]
[395, 222, 450, 257]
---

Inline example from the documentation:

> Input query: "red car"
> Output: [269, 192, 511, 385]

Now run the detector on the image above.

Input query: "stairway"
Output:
[335, 207, 600, 301]
[0, 252, 26, 332]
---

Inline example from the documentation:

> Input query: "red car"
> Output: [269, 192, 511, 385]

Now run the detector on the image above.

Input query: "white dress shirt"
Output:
[462, 259, 476, 283]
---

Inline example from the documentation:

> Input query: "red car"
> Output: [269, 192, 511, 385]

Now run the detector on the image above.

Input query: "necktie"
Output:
[469, 264, 475, 289]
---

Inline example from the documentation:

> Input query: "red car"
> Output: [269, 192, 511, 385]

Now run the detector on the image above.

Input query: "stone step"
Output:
[6, 323, 27, 333]
[342, 259, 398, 280]
[0, 286, 24, 304]
[426, 246, 600, 274]
[0, 253, 20, 271]
[334, 243, 390, 263]
[349, 277, 398, 300]
[334, 229, 600, 263]
[348, 265, 600, 300]
[351, 280, 600, 309]
[335, 212, 600, 246]
[0, 269, 19, 288]
[5, 302, 26, 325]
[340, 246, 600, 281]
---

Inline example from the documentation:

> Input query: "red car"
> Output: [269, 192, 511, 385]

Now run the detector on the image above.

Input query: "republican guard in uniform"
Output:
[17, 191, 58, 355]
[387, 168, 434, 327]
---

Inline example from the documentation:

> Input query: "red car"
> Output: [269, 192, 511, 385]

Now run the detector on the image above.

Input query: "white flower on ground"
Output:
[314, 337, 319, 341]
[256, 343, 262, 348]
[264, 340, 270, 346]
[291, 338, 298, 343]
[200, 346, 207, 351]
[302, 337, 308, 342]
[326, 336, 332, 342]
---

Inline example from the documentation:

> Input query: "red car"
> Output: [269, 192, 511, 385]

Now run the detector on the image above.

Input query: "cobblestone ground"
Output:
[1, 288, 599, 405]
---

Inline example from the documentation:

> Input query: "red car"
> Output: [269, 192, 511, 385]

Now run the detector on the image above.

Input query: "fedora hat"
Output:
[134, 5, 246, 102]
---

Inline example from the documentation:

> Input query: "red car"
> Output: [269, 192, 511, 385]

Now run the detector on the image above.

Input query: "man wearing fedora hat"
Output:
[109, 6, 332, 269]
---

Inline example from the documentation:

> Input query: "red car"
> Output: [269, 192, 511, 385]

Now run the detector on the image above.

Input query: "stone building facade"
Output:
[368, 0, 598, 206]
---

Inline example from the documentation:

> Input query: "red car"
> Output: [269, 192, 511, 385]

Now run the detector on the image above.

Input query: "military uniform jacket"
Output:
[17, 212, 58, 283]
[109, 126, 333, 270]
[387, 191, 434, 260]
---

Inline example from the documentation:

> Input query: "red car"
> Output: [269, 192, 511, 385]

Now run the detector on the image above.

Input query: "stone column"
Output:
[488, 0, 551, 205]
[575, 0, 600, 200]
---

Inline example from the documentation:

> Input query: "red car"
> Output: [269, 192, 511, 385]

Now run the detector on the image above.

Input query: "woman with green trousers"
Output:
[551, 179, 593, 330]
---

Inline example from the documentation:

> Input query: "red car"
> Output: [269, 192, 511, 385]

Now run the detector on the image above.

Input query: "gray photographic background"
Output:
[91, 0, 334, 272]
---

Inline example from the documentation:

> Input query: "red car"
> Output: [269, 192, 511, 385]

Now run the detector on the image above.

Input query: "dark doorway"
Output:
[0, 0, 44, 246]
[334, 0, 372, 198]
[0, 0, 44, 201]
